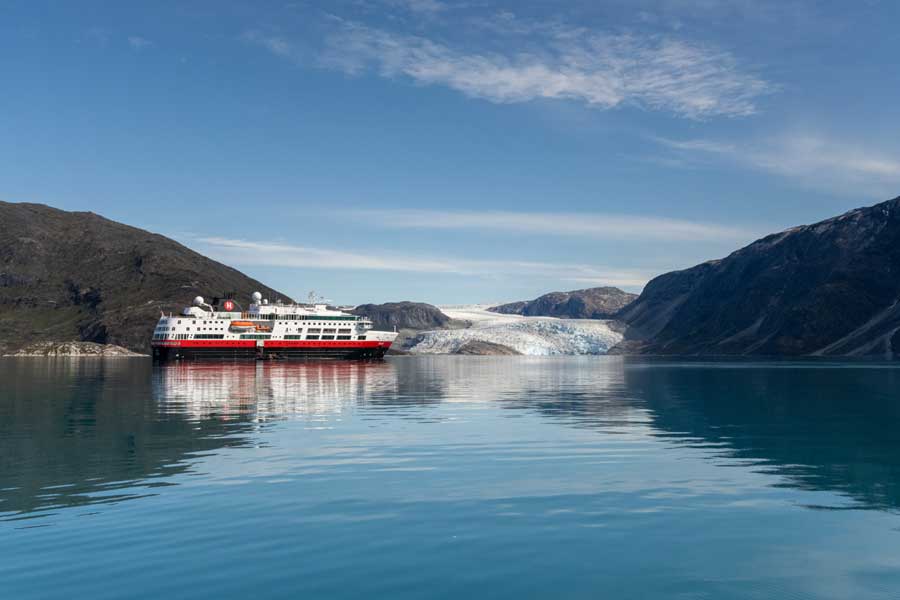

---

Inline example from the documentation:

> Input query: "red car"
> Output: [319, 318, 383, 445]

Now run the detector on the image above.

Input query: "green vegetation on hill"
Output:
[0, 202, 290, 353]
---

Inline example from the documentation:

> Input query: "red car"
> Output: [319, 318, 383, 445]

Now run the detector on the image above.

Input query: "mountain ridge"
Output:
[350, 301, 451, 331]
[489, 286, 637, 319]
[0, 201, 291, 353]
[615, 195, 900, 357]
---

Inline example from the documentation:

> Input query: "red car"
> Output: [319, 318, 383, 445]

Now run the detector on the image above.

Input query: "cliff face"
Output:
[489, 287, 637, 319]
[453, 340, 521, 355]
[350, 301, 450, 332]
[616, 196, 900, 357]
[0, 202, 290, 353]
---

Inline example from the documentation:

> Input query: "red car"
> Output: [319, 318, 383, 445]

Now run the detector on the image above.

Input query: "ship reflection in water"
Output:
[156, 361, 402, 422]
[3, 357, 900, 598]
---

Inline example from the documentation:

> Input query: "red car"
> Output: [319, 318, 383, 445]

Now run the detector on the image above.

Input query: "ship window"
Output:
[337, 335, 351, 340]
[323, 328, 337, 334]
[338, 329, 351, 334]
[306, 335, 320, 340]
[320, 335, 335, 340]
[307, 328, 322, 334]
[358, 336, 367, 340]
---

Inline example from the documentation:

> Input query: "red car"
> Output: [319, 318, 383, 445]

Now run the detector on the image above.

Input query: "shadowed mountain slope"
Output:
[616, 196, 900, 357]
[350, 301, 450, 332]
[0, 202, 290, 353]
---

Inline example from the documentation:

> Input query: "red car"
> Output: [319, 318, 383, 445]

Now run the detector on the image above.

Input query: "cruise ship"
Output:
[151, 292, 397, 361]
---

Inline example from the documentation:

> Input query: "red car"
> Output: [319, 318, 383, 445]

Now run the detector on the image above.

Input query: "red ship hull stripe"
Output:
[266, 341, 391, 349]
[152, 340, 392, 349]
[151, 340, 257, 348]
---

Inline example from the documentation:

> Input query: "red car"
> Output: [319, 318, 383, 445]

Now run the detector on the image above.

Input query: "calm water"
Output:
[3, 357, 900, 599]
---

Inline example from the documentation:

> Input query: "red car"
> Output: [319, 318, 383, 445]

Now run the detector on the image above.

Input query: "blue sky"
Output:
[3, 1, 900, 305]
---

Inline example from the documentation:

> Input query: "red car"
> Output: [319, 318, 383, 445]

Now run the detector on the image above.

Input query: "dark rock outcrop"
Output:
[0, 201, 290, 354]
[453, 340, 521, 355]
[350, 301, 450, 332]
[616, 195, 900, 357]
[490, 287, 637, 319]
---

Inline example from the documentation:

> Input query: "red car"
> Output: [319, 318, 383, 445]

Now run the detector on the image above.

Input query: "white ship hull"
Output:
[151, 293, 397, 361]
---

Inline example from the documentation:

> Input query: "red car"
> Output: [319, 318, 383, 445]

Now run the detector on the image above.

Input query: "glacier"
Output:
[403, 305, 623, 356]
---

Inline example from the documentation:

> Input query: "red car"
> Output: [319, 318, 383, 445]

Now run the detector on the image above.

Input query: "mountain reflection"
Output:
[4, 357, 900, 522]
[1, 360, 257, 518]
[623, 360, 900, 512]
[490, 358, 900, 512]
[382, 358, 900, 513]
[0, 360, 405, 519]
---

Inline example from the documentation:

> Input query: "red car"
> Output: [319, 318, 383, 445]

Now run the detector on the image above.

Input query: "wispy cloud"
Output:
[244, 13, 773, 119]
[318, 21, 771, 119]
[195, 237, 654, 287]
[386, 0, 447, 15]
[344, 208, 757, 242]
[127, 36, 153, 50]
[199, 236, 465, 273]
[241, 30, 293, 58]
[653, 134, 900, 194]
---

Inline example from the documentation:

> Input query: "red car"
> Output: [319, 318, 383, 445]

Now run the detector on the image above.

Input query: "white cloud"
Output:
[650, 136, 736, 154]
[386, 0, 447, 14]
[345, 208, 756, 242]
[195, 236, 654, 288]
[653, 134, 900, 194]
[316, 20, 772, 119]
[84, 27, 111, 47]
[128, 36, 153, 50]
[240, 13, 772, 119]
[241, 30, 294, 59]
[198, 236, 464, 273]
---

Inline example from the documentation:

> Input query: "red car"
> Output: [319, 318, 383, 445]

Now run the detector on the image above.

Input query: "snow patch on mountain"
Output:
[404, 305, 623, 356]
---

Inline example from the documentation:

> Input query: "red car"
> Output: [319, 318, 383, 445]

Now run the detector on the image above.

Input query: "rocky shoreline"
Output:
[4, 341, 148, 358]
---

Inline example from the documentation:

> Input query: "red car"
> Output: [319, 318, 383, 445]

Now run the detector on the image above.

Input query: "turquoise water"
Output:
[3, 357, 900, 599]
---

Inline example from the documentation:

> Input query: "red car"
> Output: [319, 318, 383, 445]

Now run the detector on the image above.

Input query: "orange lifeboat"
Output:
[229, 320, 255, 331]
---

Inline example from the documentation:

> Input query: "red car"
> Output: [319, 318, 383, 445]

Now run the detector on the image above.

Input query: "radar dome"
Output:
[193, 296, 204, 306]
[251, 291, 263, 303]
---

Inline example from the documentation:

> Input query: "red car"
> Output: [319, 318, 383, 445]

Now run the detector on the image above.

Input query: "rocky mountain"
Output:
[615, 195, 900, 357]
[489, 287, 637, 319]
[453, 340, 521, 355]
[350, 301, 451, 332]
[0, 201, 290, 354]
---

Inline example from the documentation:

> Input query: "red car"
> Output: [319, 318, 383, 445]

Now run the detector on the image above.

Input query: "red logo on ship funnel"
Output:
[223, 300, 235, 311]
